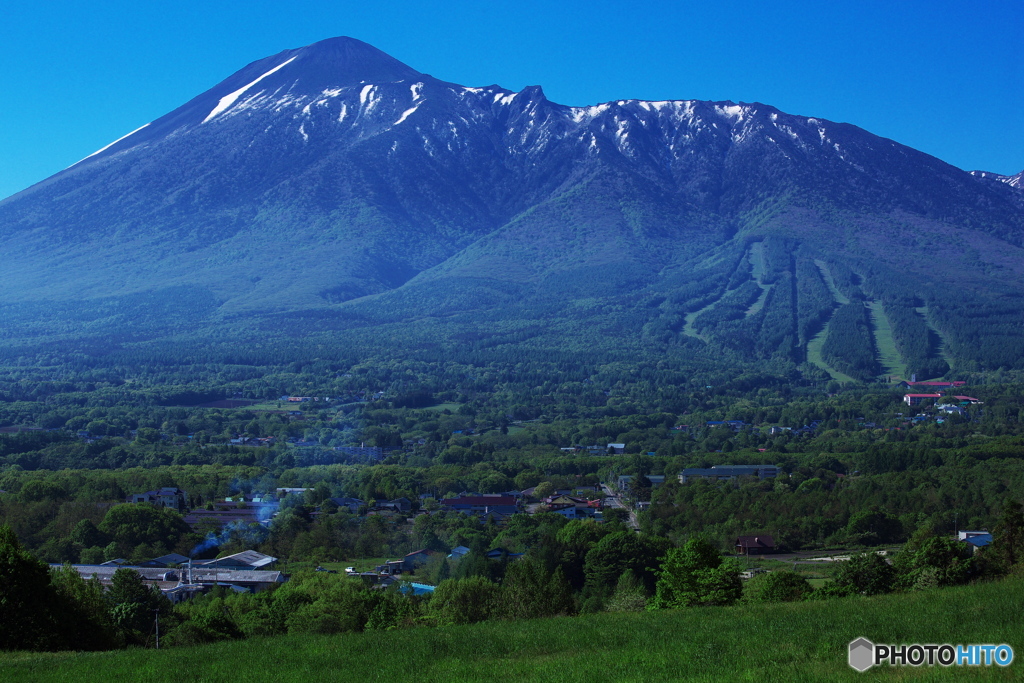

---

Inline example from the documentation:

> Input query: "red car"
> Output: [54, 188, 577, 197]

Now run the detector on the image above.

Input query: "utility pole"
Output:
[153, 608, 160, 649]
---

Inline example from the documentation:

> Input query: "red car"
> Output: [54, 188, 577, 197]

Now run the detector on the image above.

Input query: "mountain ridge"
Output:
[2, 37, 1023, 378]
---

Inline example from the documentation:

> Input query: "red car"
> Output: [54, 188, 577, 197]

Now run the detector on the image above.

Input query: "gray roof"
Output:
[57, 564, 285, 585]
[217, 550, 277, 568]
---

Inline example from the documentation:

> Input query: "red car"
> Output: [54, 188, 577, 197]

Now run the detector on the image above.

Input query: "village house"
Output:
[128, 487, 188, 512]
[440, 495, 520, 517]
[678, 465, 779, 484]
[192, 550, 278, 570]
[897, 380, 967, 390]
[328, 496, 366, 513]
[903, 393, 943, 406]
[402, 549, 435, 571]
[734, 535, 778, 555]
[56, 563, 287, 601]
[447, 545, 471, 559]
[616, 474, 666, 490]
[373, 497, 412, 514]
[958, 530, 992, 554]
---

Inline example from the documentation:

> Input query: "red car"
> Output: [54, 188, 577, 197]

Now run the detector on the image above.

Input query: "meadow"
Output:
[4, 576, 1022, 682]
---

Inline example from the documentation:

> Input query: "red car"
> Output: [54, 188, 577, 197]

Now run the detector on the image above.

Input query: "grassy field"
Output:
[745, 242, 774, 317]
[867, 300, 906, 379]
[4, 577, 1023, 682]
[422, 403, 464, 412]
[814, 260, 851, 306]
[806, 317, 859, 384]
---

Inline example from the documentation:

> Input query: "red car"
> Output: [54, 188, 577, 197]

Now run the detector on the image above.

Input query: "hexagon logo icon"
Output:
[849, 637, 875, 672]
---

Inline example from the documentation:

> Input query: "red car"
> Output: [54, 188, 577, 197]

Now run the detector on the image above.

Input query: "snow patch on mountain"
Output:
[203, 56, 297, 123]
[394, 105, 419, 125]
[715, 104, 745, 121]
[70, 123, 151, 167]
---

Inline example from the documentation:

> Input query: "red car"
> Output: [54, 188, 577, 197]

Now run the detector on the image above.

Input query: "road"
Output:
[601, 484, 640, 530]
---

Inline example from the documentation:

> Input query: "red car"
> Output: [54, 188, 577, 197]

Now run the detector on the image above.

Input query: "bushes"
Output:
[744, 570, 811, 603]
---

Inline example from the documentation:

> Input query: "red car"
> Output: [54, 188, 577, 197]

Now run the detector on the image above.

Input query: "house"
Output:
[192, 550, 278, 570]
[376, 560, 406, 575]
[402, 549, 435, 571]
[547, 503, 580, 519]
[616, 475, 666, 490]
[276, 487, 311, 497]
[735, 535, 777, 555]
[128, 487, 188, 511]
[329, 496, 366, 513]
[183, 507, 267, 531]
[448, 545, 471, 559]
[953, 396, 981, 404]
[440, 495, 520, 517]
[897, 380, 967, 390]
[678, 465, 780, 484]
[374, 497, 412, 513]
[706, 420, 746, 432]
[903, 393, 943, 406]
[607, 443, 626, 454]
[958, 530, 992, 552]
[57, 564, 286, 597]
[138, 553, 191, 568]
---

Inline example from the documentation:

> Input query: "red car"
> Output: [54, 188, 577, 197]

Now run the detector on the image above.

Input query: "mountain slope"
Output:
[2, 37, 1023, 376]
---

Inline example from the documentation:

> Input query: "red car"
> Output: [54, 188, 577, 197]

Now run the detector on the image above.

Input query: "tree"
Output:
[0, 524, 60, 650]
[532, 482, 555, 500]
[499, 560, 573, 620]
[846, 509, 903, 546]
[745, 570, 812, 603]
[649, 538, 742, 608]
[555, 519, 611, 589]
[70, 519, 108, 548]
[428, 577, 500, 626]
[584, 532, 671, 597]
[0, 526, 114, 651]
[606, 569, 648, 612]
[99, 504, 191, 558]
[990, 499, 1024, 573]
[893, 534, 973, 590]
[105, 567, 172, 644]
[832, 552, 896, 596]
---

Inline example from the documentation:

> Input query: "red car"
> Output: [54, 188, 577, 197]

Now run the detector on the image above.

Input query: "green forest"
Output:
[2, 334, 1024, 660]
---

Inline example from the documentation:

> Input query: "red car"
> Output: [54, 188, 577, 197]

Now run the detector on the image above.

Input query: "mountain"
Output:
[972, 169, 1024, 190]
[2, 36, 1024, 379]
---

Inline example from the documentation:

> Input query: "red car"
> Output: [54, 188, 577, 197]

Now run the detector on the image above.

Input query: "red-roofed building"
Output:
[899, 381, 967, 389]
[735, 535, 777, 555]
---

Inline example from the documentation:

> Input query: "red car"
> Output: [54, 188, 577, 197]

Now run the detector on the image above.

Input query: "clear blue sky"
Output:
[1, 0, 1021, 200]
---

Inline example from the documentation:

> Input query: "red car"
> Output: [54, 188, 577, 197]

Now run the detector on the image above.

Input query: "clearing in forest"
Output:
[866, 301, 906, 379]
[745, 242, 773, 317]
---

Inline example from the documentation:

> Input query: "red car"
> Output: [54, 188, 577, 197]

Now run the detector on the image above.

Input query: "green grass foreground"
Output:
[4, 578, 1024, 682]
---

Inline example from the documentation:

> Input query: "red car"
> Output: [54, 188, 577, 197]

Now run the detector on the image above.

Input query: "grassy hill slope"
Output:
[4, 577, 1022, 682]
